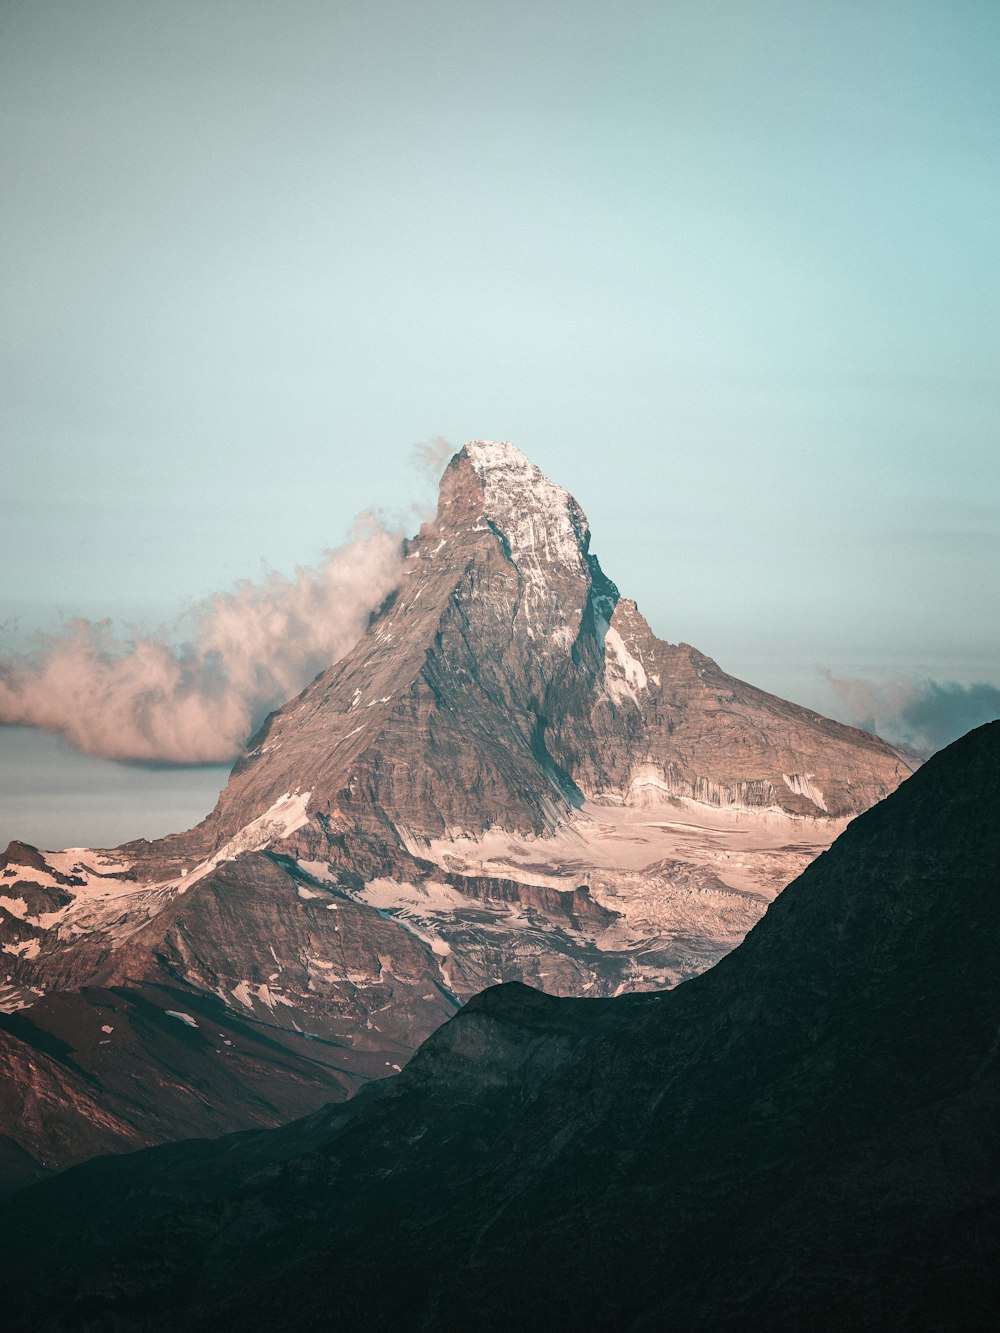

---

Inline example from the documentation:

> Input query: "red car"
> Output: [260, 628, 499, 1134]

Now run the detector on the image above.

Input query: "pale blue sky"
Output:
[2, 1, 999, 846]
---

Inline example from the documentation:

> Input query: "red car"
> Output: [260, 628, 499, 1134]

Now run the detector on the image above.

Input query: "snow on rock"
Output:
[178, 791, 312, 892]
[604, 626, 648, 706]
[222, 977, 295, 1016]
[423, 794, 848, 917]
[46, 850, 132, 877]
[465, 440, 584, 563]
[3, 938, 40, 959]
[0, 848, 161, 958]
[295, 860, 333, 879]
[623, 765, 783, 812]
[2, 850, 132, 902]
[165, 1010, 198, 1028]
[464, 441, 590, 642]
[782, 772, 828, 812]
[355, 878, 464, 959]
[358, 878, 473, 914]
[1, 865, 64, 891]
[254, 983, 292, 1011]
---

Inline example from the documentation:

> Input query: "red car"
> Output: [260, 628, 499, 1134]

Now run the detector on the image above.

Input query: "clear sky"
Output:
[2, 1, 999, 848]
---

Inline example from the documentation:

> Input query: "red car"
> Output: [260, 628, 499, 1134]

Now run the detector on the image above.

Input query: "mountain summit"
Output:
[0, 442, 908, 1189]
[171, 439, 902, 858]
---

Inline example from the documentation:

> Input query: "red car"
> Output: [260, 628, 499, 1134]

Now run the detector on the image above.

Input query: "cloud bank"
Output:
[0, 520, 404, 764]
[826, 674, 1000, 755]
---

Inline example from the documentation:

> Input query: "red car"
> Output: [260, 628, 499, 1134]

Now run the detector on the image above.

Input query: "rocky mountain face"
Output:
[162, 440, 903, 845]
[0, 442, 908, 1191]
[6, 722, 997, 1332]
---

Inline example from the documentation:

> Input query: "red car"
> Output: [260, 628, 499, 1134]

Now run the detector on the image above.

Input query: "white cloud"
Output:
[0, 519, 403, 763]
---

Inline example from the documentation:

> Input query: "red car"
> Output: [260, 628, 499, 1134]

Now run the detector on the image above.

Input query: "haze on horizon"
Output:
[2, 1, 999, 848]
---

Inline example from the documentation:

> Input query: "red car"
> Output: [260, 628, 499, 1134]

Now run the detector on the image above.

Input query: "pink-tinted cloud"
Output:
[0, 520, 404, 764]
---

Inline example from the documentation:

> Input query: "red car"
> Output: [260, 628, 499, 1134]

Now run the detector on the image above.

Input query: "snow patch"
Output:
[1, 865, 62, 891]
[177, 791, 312, 891]
[782, 772, 828, 812]
[355, 878, 466, 958]
[463, 441, 589, 647]
[254, 983, 291, 1010]
[296, 860, 334, 881]
[3, 938, 40, 959]
[359, 877, 472, 914]
[165, 1010, 198, 1028]
[604, 626, 647, 706]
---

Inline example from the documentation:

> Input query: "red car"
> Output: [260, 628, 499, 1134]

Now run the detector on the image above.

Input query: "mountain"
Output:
[0, 442, 908, 1190]
[6, 721, 997, 1331]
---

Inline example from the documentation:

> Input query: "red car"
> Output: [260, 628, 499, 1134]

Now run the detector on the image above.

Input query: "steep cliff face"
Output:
[0, 441, 909, 1189]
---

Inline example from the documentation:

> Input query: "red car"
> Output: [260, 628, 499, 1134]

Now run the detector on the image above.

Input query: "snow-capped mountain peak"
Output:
[0, 440, 911, 1191]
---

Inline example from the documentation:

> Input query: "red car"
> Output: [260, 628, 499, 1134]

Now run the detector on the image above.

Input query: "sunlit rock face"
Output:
[0, 442, 909, 1190]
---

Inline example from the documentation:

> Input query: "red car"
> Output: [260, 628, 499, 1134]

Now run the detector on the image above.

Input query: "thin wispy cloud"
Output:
[410, 436, 455, 484]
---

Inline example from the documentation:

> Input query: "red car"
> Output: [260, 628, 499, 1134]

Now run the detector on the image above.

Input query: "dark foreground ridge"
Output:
[8, 723, 1000, 1331]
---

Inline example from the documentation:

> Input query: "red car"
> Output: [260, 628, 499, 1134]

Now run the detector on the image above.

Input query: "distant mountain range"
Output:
[6, 721, 996, 1330]
[0, 442, 909, 1191]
